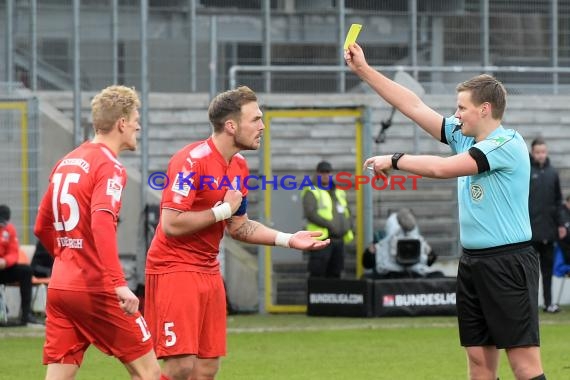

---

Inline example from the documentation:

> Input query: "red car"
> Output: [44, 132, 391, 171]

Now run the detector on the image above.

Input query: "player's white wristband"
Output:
[212, 202, 232, 222]
[275, 232, 293, 248]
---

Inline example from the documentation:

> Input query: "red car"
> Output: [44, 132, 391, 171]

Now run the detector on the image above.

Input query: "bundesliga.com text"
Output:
[147, 171, 422, 191]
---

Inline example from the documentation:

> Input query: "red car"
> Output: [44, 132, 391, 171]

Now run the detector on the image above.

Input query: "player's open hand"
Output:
[115, 286, 139, 315]
[289, 231, 330, 251]
[344, 43, 369, 74]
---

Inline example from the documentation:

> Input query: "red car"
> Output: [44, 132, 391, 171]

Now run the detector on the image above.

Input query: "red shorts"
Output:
[44, 288, 154, 365]
[144, 271, 226, 359]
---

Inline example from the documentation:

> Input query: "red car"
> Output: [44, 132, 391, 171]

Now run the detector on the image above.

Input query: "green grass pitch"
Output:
[1, 313, 569, 379]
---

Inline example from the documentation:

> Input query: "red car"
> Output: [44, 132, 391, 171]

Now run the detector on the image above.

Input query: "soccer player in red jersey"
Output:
[145, 86, 329, 380]
[34, 85, 161, 380]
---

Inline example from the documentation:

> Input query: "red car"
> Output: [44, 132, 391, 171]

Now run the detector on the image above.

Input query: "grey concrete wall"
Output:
[223, 237, 259, 312]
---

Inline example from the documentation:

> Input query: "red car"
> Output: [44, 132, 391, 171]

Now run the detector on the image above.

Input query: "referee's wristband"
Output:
[391, 152, 405, 170]
[275, 232, 293, 248]
[212, 202, 232, 222]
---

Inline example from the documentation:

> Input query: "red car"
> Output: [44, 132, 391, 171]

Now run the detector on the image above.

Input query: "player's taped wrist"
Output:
[212, 202, 232, 222]
[275, 232, 293, 248]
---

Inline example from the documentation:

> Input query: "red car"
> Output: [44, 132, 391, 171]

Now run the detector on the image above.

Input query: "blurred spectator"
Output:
[0, 205, 42, 325]
[529, 137, 563, 313]
[362, 208, 442, 279]
[302, 161, 353, 278]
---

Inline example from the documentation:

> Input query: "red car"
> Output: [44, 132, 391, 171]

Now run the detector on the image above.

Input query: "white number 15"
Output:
[51, 172, 80, 231]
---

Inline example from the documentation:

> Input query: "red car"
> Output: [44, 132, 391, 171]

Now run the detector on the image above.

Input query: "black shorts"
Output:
[456, 242, 540, 349]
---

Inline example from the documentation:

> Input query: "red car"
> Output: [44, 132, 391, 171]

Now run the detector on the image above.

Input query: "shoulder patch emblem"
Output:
[106, 178, 123, 202]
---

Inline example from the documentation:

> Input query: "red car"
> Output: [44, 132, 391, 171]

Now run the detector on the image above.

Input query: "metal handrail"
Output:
[229, 64, 570, 91]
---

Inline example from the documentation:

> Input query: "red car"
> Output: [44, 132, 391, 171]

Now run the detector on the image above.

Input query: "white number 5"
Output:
[164, 322, 177, 347]
[51, 172, 80, 231]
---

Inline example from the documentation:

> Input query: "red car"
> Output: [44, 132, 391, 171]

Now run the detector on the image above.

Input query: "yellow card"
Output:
[343, 24, 362, 50]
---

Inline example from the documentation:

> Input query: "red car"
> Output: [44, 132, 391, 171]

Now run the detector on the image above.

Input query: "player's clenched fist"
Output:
[223, 189, 243, 214]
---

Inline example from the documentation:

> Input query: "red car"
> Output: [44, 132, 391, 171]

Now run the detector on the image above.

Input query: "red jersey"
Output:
[0, 223, 20, 268]
[39, 142, 127, 292]
[146, 137, 249, 274]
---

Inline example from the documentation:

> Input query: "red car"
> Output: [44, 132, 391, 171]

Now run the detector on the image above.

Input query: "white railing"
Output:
[229, 64, 570, 94]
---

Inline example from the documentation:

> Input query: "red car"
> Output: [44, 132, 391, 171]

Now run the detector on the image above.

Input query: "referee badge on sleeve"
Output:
[470, 183, 484, 202]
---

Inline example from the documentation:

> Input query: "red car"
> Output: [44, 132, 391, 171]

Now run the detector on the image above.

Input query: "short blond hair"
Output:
[91, 85, 140, 134]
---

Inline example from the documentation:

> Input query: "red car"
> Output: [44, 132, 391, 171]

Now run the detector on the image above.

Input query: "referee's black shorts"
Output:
[456, 241, 540, 349]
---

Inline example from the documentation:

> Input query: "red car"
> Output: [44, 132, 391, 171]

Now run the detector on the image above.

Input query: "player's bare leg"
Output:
[190, 357, 221, 380]
[465, 346, 500, 380]
[505, 346, 544, 379]
[45, 363, 79, 380]
[124, 349, 161, 380]
[162, 355, 196, 380]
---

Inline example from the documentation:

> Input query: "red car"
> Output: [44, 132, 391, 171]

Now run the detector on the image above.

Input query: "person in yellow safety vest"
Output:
[301, 161, 354, 278]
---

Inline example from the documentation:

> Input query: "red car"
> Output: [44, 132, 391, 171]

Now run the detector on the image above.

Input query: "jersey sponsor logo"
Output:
[470, 183, 484, 201]
[490, 136, 507, 145]
[309, 293, 364, 305]
[58, 158, 90, 173]
[106, 178, 123, 202]
[382, 292, 456, 307]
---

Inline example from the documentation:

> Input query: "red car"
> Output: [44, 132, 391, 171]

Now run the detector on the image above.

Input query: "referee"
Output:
[346, 42, 545, 380]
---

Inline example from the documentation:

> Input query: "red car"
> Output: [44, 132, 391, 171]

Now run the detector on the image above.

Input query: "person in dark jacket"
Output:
[529, 137, 564, 313]
[30, 241, 53, 278]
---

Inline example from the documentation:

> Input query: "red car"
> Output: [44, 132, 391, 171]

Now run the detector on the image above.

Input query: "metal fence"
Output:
[0, 83, 39, 244]
[2, 0, 570, 97]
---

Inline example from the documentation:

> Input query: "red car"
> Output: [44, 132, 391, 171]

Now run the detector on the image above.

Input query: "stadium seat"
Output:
[2, 246, 49, 320]
[0, 285, 8, 324]
[17, 247, 50, 313]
